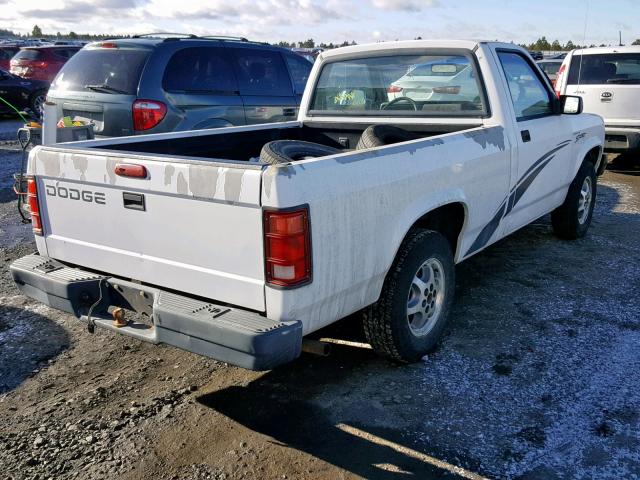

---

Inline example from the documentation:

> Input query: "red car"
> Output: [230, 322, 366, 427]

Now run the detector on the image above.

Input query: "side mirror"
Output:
[560, 95, 583, 115]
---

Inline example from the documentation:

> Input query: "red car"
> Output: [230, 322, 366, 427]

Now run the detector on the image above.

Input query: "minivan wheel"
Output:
[551, 161, 597, 240]
[363, 229, 455, 362]
[30, 90, 46, 116]
[260, 140, 341, 165]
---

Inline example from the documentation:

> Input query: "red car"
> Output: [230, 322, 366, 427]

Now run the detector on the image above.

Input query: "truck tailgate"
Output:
[30, 147, 266, 311]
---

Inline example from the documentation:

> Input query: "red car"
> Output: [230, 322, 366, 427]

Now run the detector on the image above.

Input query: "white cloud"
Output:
[370, 0, 438, 11]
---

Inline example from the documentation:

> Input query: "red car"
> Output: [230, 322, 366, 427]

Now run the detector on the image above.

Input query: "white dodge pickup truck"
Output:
[12, 40, 605, 370]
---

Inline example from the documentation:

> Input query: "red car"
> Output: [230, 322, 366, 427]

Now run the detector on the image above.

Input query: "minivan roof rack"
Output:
[131, 33, 255, 43]
[133, 33, 198, 39]
[199, 35, 249, 42]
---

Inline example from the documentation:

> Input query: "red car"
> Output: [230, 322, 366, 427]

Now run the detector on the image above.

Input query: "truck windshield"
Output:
[309, 53, 486, 116]
[568, 53, 640, 85]
[51, 48, 150, 95]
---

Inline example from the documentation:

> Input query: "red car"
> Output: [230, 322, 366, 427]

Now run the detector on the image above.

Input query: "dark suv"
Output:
[47, 35, 313, 137]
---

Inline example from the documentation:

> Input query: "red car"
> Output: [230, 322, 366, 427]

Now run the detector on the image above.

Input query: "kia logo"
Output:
[601, 91, 613, 98]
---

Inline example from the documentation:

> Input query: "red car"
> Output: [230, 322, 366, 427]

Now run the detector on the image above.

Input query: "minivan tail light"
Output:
[132, 100, 167, 131]
[387, 85, 403, 93]
[26, 176, 42, 235]
[264, 207, 312, 288]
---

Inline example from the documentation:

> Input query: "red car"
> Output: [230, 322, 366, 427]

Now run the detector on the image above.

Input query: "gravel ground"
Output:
[0, 123, 639, 479]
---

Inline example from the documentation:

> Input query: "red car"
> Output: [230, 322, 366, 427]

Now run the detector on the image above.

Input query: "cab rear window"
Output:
[51, 48, 150, 95]
[568, 53, 640, 85]
[309, 52, 487, 117]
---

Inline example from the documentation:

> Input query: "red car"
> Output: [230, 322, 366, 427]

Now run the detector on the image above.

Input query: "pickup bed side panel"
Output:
[29, 148, 266, 311]
[262, 126, 511, 334]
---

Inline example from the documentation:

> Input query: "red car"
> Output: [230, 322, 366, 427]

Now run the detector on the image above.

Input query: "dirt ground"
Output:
[0, 128, 639, 480]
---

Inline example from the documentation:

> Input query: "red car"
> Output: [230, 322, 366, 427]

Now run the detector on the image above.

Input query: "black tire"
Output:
[551, 161, 597, 240]
[596, 152, 608, 176]
[260, 140, 341, 165]
[30, 90, 46, 116]
[355, 124, 416, 150]
[363, 229, 455, 362]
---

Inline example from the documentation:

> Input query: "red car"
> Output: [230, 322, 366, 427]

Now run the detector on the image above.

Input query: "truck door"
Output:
[495, 50, 574, 233]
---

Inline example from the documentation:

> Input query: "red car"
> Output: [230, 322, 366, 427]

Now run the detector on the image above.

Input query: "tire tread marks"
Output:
[363, 229, 439, 362]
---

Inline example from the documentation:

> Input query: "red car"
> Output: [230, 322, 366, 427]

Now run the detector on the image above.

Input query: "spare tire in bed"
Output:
[356, 124, 417, 150]
[260, 140, 342, 165]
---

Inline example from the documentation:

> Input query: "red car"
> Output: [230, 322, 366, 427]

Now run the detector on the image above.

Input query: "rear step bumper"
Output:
[10, 254, 302, 371]
[604, 127, 640, 152]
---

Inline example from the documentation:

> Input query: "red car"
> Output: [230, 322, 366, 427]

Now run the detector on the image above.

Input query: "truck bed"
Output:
[66, 121, 480, 163]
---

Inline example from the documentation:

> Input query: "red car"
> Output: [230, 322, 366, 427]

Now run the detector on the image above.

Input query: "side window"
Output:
[162, 47, 238, 94]
[498, 51, 553, 120]
[230, 48, 293, 97]
[284, 54, 312, 94]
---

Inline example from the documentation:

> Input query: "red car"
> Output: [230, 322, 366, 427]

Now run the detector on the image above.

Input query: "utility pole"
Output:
[619, 30, 623, 46]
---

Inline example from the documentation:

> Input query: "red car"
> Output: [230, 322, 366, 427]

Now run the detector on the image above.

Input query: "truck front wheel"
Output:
[363, 229, 455, 362]
[551, 161, 597, 240]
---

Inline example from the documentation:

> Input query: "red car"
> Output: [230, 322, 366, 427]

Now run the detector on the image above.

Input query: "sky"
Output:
[0, 0, 637, 47]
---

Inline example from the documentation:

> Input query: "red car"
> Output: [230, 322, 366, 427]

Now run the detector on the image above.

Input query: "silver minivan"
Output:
[556, 46, 640, 153]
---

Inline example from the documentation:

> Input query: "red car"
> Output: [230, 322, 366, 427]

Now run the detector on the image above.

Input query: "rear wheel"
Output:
[30, 90, 46, 116]
[551, 161, 597, 239]
[363, 229, 455, 362]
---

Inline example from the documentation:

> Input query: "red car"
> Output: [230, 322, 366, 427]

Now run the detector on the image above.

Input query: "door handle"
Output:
[521, 130, 531, 142]
[122, 192, 146, 211]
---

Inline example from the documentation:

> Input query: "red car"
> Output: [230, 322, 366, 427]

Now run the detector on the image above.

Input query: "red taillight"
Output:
[114, 163, 147, 178]
[34, 61, 48, 68]
[132, 100, 167, 131]
[387, 85, 403, 93]
[26, 176, 42, 235]
[554, 64, 566, 98]
[264, 207, 312, 288]
[98, 42, 118, 49]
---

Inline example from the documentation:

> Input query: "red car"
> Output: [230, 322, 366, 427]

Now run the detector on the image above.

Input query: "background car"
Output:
[291, 47, 321, 63]
[0, 68, 48, 115]
[555, 45, 640, 154]
[529, 50, 544, 60]
[0, 45, 19, 71]
[387, 56, 472, 101]
[47, 35, 313, 137]
[536, 59, 563, 87]
[10, 45, 81, 82]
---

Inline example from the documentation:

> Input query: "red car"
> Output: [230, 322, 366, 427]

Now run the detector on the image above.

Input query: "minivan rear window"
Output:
[568, 53, 640, 85]
[13, 49, 44, 61]
[51, 48, 150, 95]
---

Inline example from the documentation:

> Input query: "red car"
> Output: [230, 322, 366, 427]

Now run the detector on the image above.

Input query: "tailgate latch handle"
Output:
[115, 163, 148, 179]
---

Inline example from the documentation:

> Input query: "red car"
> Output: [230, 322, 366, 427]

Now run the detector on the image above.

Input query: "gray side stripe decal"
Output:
[464, 140, 571, 257]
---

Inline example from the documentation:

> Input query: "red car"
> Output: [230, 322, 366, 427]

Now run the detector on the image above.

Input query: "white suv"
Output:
[555, 46, 640, 155]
